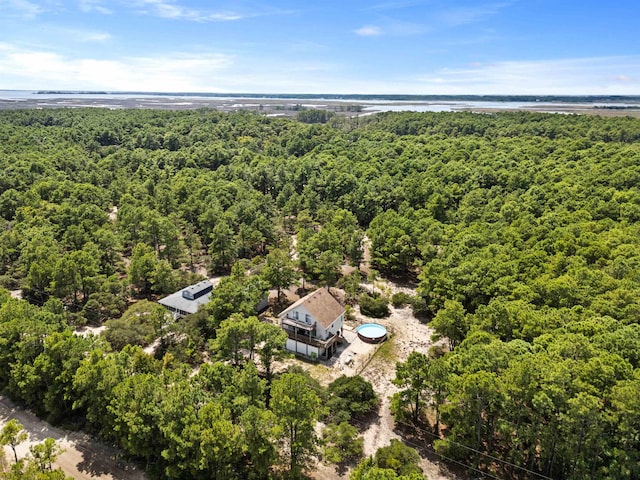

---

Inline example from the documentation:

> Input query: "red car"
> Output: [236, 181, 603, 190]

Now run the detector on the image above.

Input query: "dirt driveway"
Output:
[0, 396, 145, 480]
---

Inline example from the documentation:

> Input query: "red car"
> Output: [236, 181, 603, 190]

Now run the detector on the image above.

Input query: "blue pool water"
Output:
[356, 323, 388, 342]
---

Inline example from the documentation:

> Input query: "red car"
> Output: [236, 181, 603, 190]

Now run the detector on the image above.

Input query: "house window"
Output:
[305, 314, 311, 323]
[293, 311, 299, 320]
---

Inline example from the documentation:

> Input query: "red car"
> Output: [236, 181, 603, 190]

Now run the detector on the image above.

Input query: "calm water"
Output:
[1, 90, 639, 113]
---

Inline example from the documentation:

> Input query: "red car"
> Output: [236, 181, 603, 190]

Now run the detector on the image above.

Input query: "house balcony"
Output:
[282, 315, 313, 329]
[281, 323, 342, 350]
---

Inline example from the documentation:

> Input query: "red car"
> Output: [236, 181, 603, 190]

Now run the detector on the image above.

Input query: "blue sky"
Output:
[0, 0, 639, 94]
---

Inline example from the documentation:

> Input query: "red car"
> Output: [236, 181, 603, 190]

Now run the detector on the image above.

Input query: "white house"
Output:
[278, 288, 345, 360]
[158, 279, 270, 320]
[158, 280, 213, 319]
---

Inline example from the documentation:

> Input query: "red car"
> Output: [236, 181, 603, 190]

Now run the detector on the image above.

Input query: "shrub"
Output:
[350, 442, 425, 479]
[326, 375, 378, 424]
[345, 304, 356, 322]
[374, 439, 423, 477]
[410, 295, 430, 319]
[321, 422, 364, 465]
[0, 275, 19, 290]
[102, 300, 166, 350]
[297, 109, 335, 124]
[338, 271, 363, 304]
[359, 293, 390, 318]
[391, 292, 413, 307]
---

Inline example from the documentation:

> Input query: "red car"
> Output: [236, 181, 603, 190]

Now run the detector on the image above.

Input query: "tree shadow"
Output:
[335, 455, 361, 476]
[385, 275, 419, 289]
[392, 421, 474, 480]
[355, 408, 383, 432]
[75, 443, 143, 480]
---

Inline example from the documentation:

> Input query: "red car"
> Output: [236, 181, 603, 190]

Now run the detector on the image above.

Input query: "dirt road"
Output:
[0, 396, 145, 480]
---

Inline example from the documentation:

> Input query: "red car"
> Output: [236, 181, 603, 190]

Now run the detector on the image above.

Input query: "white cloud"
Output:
[0, 43, 234, 91]
[77, 0, 112, 14]
[1, 42, 639, 96]
[355, 25, 383, 36]
[233, 55, 640, 95]
[410, 56, 640, 95]
[81, 31, 111, 42]
[436, 2, 511, 27]
[133, 0, 247, 21]
[56, 28, 112, 42]
[0, 0, 46, 18]
[0, 42, 349, 93]
[137, 0, 184, 19]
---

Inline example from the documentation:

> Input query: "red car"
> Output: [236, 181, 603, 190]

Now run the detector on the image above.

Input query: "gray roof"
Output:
[158, 280, 213, 315]
[182, 280, 213, 300]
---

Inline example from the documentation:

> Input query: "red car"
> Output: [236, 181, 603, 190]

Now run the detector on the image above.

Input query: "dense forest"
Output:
[0, 108, 639, 479]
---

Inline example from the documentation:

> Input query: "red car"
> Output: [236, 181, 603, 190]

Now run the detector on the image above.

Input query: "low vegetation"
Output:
[358, 293, 391, 318]
[350, 440, 424, 480]
[325, 375, 379, 424]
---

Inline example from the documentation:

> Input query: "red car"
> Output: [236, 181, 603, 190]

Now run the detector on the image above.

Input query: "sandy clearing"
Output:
[8, 290, 22, 300]
[306, 277, 458, 480]
[74, 325, 107, 337]
[354, 292, 454, 480]
[0, 396, 145, 480]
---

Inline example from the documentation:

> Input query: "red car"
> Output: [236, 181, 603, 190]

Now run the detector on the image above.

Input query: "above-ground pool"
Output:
[356, 323, 388, 343]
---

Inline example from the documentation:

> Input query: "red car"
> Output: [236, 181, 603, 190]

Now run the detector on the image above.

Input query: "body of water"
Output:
[1, 90, 639, 114]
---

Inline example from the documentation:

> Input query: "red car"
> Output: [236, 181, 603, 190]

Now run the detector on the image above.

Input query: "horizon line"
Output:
[3, 90, 640, 101]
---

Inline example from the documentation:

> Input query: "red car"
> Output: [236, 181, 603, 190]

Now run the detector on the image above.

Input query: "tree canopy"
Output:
[1, 107, 640, 479]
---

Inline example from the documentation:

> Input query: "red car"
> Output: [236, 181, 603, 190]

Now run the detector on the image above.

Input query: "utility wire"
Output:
[346, 415, 554, 480]
[397, 433, 505, 480]
[349, 416, 503, 480]
[393, 418, 554, 480]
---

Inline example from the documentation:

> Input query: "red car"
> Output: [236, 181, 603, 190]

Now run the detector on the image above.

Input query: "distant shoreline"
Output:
[2, 90, 640, 116]
[22, 90, 640, 104]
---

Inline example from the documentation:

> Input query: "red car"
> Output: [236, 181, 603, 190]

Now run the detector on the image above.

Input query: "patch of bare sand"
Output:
[306, 279, 456, 480]
[108, 206, 118, 223]
[75, 325, 107, 337]
[0, 396, 145, 480]
[9, 290, 22, 300]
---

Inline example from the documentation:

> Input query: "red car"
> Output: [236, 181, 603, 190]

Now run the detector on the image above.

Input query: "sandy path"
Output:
[310, 278, 457, 480]
[0, 396, 145, 480]
[356, 294, 453, 480]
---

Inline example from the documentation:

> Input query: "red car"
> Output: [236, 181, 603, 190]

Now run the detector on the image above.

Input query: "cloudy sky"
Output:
[0, 0, 639, 94]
